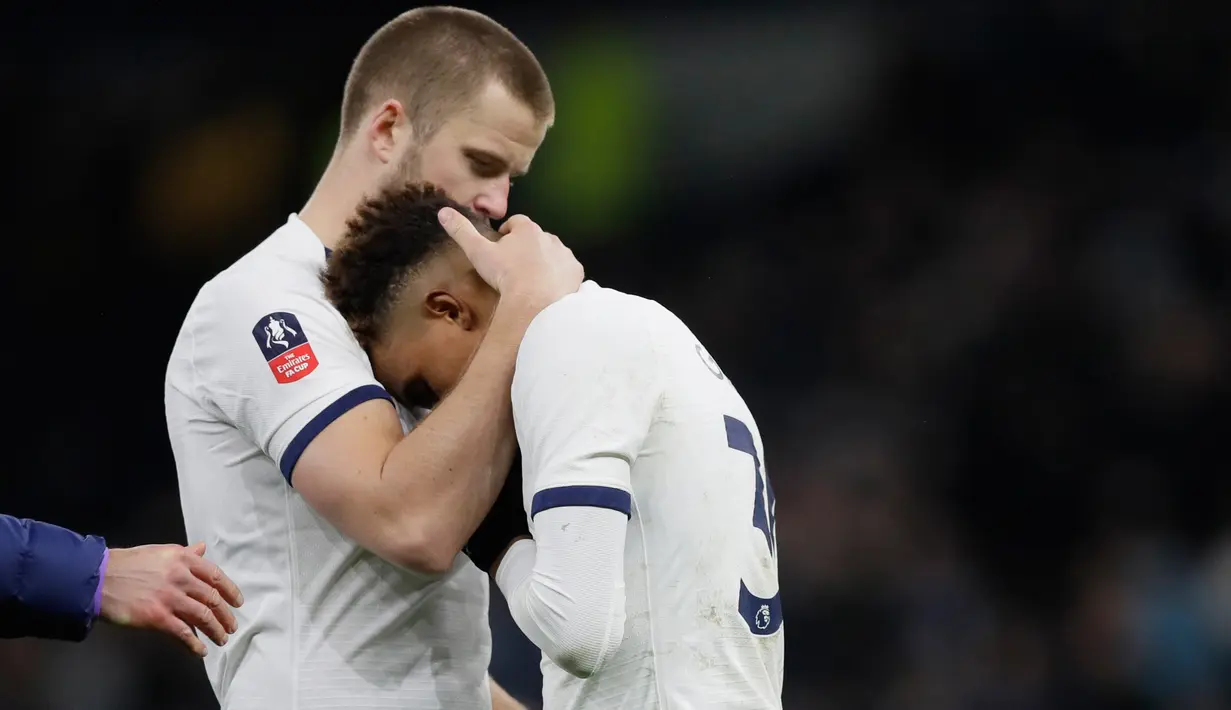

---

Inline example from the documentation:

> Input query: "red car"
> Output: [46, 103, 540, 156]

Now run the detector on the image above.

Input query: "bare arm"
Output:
[489, 676, 525, 710]
[294, 211, 581, 574]
[293, 300, 536, 573]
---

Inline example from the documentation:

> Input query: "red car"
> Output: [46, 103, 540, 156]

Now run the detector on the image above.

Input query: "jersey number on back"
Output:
[725, 415, 783, 636]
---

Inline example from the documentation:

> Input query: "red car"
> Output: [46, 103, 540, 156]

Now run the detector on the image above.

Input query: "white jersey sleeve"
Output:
[511, 285, 661, 509]
[168, 220, 494, 710]
[186, 277, 393, 482]
[496, 285, 663, 677]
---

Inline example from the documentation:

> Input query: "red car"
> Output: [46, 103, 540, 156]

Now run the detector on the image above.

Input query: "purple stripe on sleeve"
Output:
[92, 548, 110, 618]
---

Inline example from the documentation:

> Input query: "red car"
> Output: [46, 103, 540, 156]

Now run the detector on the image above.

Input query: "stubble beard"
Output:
[382, 143, 424, 192]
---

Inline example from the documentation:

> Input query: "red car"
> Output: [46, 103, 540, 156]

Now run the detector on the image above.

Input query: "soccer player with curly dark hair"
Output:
[323, 183, 786, 710]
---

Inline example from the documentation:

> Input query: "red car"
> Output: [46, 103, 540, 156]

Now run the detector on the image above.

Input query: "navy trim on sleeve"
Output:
[280, 384, 394, 483]
[530, 485, 632, 519]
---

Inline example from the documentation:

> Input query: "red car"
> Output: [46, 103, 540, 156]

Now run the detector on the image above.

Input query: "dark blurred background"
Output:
[4, 2, 1231, 708]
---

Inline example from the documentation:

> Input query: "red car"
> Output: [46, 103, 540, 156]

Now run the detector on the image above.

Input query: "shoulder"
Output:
[181, 228, 362, 373]
[190, 243, 338, 338]
[186, 216, 328, 316]
[522, 282, 659, 346]
[516, 283, 663, 378]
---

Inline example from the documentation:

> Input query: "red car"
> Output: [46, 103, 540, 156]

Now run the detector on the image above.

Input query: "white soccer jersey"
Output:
[508, 282, 784, 709]
[164, 215, 492, 710]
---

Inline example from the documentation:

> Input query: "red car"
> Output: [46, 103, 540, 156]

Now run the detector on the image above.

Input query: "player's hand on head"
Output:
[99, 541, 244, 657]
[438, 208, 583, 312]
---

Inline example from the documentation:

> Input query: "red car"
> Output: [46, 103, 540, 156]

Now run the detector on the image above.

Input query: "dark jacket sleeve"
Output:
[0, 514, 107, 641]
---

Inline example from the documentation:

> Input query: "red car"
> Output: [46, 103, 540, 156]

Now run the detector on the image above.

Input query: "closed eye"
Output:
[463, 148, 511, 179]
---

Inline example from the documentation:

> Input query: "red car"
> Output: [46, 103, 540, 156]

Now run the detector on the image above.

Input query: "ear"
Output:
[423, 290, 477, 329]
[366, 99, 411, 164]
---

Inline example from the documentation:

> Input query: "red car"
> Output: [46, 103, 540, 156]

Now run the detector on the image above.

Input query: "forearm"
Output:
[376, 301, 537, 569]
[489, 676, 525, 710]
[494, 507, 628, 678]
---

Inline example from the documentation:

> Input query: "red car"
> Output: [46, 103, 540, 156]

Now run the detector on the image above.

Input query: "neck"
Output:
[299, 147, 378, 250]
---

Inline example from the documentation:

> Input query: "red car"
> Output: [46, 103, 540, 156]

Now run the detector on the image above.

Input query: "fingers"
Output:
[171, 591, 229, 648]
[438, 207, 490, 259]
[163, 612, 208, 658]
[185, 574, 239, 635]
[499, 214, 538, 236]
[105, 544, 242, 656]
[443, 209, 580, 305]
[173, 545, 242, 651]
[187, 551, 244, 608]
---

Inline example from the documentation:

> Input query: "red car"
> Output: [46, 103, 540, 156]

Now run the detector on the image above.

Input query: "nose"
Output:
[469, 178, 510, 220]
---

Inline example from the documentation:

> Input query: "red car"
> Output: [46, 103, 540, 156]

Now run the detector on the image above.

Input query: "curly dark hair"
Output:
[321, 182, 487, 349]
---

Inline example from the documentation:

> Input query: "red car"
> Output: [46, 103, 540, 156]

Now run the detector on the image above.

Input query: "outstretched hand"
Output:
[100, 542, 243, 657]
[438, 208, 583, 313]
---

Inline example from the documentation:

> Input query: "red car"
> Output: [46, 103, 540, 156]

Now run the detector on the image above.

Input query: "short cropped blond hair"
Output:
[340, 7, 553, 139]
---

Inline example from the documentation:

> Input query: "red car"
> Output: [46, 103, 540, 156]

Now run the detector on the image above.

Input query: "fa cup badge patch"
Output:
[252, 312, 318, 384]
